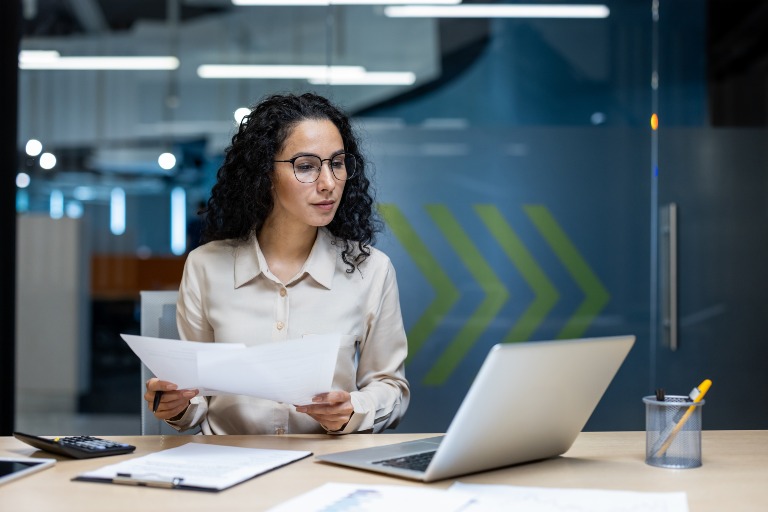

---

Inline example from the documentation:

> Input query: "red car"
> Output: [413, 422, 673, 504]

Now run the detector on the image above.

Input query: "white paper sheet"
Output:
[265, 482, 474, 512]
[76, 442, 311, 491]
[197, 334, 341, 406]
[448, 482, 689, 512]
[121, 333, 341, 404]
[121, 334, 245, 394]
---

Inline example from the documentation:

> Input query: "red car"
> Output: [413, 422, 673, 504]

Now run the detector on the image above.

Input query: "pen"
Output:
[152, 391, 163, 413]
[114, 472, 184, 488]
[653, 378, 712, 458]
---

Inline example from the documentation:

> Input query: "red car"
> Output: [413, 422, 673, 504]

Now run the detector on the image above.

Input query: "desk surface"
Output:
[1, 431, 766, 511]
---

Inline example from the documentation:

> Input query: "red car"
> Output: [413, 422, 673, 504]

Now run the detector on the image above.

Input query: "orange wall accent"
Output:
[91, 255, 185, 299]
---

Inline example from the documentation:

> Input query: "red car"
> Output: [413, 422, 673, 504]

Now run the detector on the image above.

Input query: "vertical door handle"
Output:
[660, 203, 678, 351]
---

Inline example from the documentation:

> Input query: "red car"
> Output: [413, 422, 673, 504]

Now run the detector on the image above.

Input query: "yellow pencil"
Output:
[654, 379, 712, 458]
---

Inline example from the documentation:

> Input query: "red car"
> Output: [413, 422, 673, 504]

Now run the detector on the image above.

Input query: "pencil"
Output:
[654, 379, 711, 457]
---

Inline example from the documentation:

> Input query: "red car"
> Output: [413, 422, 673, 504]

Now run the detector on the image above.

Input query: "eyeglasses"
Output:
[274, 152, 357, 183]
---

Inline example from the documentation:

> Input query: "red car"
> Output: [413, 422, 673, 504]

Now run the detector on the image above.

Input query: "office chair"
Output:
[139, 291, 200, 435]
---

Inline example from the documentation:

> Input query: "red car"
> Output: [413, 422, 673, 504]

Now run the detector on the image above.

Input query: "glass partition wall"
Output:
[14, 1, 767, 435]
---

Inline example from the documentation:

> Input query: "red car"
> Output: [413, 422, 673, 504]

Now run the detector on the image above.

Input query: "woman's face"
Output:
[269, 119, 346, 231]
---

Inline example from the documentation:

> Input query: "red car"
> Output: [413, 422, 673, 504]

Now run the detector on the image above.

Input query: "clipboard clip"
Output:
[113, 472, 184, 488]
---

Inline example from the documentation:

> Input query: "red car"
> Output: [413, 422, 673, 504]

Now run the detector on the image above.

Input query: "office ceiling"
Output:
[16, 0, 768, 192]
[18, 0, 463, 190]
[22, 0, 228, 36]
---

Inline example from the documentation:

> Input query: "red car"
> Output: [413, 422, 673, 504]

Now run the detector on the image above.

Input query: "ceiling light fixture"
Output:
[19, 50, 180, 70]
[197, 64, 367, 79]
[384, 4, 610, 18]
[308, 71, 416, 85]
[232, 0, 460, 5]
[198, 65, 415, 85]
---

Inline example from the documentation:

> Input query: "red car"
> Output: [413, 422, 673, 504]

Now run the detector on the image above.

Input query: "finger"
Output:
[154, 396, 190, 414]
[298, 401, 353, 417]
[307, 410, 353, 431]
[312, 390, 349, 404]
[147, 389, 197, 410]
[297, 403, 336, 414]
[146, 379, 179, 392]
[144, 385, 195, 404]
[145, 377, 159, 391]
[150, 390, 197, 418]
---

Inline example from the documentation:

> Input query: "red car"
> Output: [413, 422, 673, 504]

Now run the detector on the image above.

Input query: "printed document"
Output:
[266, 482, 688, 512]
[75, 442, 311, 492]
[122, 333, 341, 405]
[448, 482, 689, 512]
[266, 482, 474, 512]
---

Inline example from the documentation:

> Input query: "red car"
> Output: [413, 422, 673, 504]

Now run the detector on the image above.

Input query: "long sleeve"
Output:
[334, 259, 410, 434]
[165, 250, 214, 432]
[161, 232, 410, 435]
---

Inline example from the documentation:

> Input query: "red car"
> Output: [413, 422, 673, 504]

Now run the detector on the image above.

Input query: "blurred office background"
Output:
[2, 0, 766, 436]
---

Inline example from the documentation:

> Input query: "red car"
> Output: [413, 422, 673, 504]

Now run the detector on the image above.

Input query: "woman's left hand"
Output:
[295, 391, 353, 432]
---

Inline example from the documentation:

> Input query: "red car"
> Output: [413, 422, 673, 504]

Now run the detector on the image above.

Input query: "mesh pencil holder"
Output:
[643, 395, 705, 469]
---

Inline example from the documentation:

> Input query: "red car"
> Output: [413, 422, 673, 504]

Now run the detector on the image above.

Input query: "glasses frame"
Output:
[274, 152, 358, 183]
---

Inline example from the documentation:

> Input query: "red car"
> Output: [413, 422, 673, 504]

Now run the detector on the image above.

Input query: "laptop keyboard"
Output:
[373, 450, 436, 472]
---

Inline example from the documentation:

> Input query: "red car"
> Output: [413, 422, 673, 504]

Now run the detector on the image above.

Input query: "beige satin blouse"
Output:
[168, 228, 410, 435]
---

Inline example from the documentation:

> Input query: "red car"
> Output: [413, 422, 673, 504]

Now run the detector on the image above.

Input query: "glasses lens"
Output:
[293, 156, 322, 183]
[333, 153, 356, 180]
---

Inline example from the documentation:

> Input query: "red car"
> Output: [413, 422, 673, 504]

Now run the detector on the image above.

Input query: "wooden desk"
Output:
[1, 431, 766, 511]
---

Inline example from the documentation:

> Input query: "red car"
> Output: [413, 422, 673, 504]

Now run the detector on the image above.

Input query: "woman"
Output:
[144, 92, 410, 434]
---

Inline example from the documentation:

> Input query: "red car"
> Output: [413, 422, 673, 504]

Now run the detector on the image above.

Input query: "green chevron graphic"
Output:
[475, 204, 560, 342]
[381, 202, 609, 385]
[524, 205, 610, 339]
[423, 205, 509, 385]
[378, 204, 460, 363]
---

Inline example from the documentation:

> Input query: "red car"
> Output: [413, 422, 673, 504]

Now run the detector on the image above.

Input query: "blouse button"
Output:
[276, 321, 284, 330]
[279, 288, 287, 297]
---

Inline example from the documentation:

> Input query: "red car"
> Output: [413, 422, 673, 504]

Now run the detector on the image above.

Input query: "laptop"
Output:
[316, 335, 635, 482]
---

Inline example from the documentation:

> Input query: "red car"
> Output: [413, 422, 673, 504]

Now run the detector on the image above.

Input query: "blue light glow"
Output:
[50, 189, 64, 219]
[110, 187, 126, 235]
[171, 187, 186, 255]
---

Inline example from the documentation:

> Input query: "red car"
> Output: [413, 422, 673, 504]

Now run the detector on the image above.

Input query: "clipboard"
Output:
[73, 442, 312, 492]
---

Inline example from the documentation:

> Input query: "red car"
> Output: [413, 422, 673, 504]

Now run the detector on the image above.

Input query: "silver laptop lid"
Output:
[423, 335, 635, 481]
[316, 335, 634, 482]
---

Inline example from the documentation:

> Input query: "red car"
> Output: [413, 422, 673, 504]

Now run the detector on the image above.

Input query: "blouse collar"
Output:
[234, 227, 338, 289]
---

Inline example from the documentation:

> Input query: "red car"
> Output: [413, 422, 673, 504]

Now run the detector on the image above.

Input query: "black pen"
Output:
[152, 391, 163, 413]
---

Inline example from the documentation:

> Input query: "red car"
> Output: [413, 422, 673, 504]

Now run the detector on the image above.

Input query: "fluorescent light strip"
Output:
[110, 187, 126, 236]
[50, 190, 64, 220]
[385, 4, 610, 18]
[19, 50, 61, 62]
[197, 64, 366, 79]
[19, 53, 179, 70]
[170, 187, 187, 256]
[309, 71, 416, 85]
[232, 1, 460, 5]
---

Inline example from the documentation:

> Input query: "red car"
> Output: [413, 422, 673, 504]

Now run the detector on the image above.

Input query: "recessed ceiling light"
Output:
[384, 4, 610, 18]
[232, 0, 460, 5]
[19, 51, 180, 71]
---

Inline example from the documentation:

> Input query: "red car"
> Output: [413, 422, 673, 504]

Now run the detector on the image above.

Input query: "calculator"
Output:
[13, 432, 136, 459]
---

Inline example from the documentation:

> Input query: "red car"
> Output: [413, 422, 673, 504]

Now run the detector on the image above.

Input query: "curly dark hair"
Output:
[201, 92, 379, 273]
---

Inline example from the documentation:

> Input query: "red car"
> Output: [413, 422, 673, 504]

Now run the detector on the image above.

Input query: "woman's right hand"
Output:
[144, 377, 199, 420]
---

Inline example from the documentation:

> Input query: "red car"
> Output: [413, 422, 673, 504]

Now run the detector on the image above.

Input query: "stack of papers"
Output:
[266, 482, 689, 512]
[122, 333, 341, 405]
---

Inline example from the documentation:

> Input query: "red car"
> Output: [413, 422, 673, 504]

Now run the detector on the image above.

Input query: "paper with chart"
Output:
[121, 333, 341, 404]
[265, 481, 688, 512]
[75, 442, 311, 491]
[266, 482, 474, 512]
[447, 483, 689, 512]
